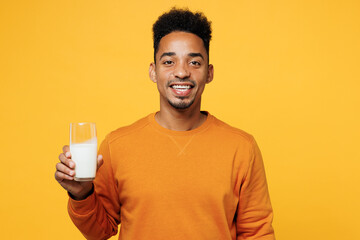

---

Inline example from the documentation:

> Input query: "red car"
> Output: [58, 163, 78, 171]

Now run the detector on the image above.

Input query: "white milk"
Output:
[70, 141, 97, 181]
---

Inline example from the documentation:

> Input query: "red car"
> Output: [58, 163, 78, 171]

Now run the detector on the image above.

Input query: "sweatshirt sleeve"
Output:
[236, 137, 275, 240]
[67, 137, 121, 240]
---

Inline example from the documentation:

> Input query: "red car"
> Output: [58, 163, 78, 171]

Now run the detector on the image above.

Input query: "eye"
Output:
[190, 61, 201, 66]
[163, 60, 174, 65]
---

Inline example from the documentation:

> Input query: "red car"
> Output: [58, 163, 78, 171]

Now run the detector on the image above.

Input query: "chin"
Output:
[168, 99, 195, 110]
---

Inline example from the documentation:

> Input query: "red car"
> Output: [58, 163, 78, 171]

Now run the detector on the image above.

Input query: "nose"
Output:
[173, 61, 190, 79]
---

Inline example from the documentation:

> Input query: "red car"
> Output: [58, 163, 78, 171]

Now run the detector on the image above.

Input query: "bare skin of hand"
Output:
[55, 145, 103, 200]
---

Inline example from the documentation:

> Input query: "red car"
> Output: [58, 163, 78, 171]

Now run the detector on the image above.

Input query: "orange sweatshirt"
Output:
[68, 112, 275, 240]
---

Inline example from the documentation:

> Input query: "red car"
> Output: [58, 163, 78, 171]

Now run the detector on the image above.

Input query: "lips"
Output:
[169, 82, 194, 96]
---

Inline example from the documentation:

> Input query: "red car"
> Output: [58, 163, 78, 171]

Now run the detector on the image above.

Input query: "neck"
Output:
[155, 101, 207, 131]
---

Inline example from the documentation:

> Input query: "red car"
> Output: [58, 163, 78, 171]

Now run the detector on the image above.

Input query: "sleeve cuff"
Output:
[68, 190, 96, 215]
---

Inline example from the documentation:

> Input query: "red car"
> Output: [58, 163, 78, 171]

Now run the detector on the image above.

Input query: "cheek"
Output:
[194, 73, 209, 85]
[156, 72, 171, 84]
[156, 80, 167, 93]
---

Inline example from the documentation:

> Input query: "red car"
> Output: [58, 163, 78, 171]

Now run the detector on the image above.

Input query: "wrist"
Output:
[68, 184, 94, 200]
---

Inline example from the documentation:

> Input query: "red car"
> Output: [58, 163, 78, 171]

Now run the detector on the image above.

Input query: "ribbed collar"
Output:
[147, 111, 214, 136]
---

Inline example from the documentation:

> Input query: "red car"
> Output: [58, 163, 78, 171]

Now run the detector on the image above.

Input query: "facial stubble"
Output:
[166, 79, 197, 110]
[168, 97, 195, 109]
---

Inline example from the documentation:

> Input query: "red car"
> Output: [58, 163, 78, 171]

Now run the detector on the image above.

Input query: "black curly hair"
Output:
[152, 8, 212, 63]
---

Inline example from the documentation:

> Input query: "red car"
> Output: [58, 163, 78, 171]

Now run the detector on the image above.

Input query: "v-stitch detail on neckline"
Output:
[167, 134, 197, 156]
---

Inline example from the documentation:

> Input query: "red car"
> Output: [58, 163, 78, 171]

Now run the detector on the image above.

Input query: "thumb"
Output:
[96, 155, 104, 171]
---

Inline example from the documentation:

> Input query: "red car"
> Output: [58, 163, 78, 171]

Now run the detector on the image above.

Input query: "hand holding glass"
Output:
[70, 123, 97, 181]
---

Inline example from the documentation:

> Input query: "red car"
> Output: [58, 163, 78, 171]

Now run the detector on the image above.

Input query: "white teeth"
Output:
[171, 85, 191, 89]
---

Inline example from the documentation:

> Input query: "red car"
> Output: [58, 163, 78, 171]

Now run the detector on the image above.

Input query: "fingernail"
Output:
[65, 152, 71, 158]
[98, 155, 103, 160]
[69, 162, 74, 168]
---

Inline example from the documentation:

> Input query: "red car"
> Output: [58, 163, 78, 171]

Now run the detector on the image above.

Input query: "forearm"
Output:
[236, 209, 275, 240]
[68, 190, 118, 240]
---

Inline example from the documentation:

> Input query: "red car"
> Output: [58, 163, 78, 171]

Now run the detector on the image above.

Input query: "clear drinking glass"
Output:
[69, 122, 97, 181]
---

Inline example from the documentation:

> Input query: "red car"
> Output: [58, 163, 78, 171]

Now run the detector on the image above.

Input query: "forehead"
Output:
[157, 31, 207, 58]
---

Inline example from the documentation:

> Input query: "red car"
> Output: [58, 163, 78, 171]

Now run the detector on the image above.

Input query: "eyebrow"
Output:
[159, 52, 175, 60]
[188, 52, 204, 60]
[159, 52, 204, 60]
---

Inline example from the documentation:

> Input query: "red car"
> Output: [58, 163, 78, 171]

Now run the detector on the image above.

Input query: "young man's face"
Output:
[149, 31, 213, 111]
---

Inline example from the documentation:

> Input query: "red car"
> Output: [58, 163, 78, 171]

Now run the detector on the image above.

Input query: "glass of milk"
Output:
[69, 122, 97, 181]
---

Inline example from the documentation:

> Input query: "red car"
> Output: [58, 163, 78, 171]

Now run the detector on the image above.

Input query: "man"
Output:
[55, 8, 275, 240]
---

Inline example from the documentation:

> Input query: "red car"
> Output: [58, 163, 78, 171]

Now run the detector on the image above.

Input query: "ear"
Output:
[206, 64, 214, 84]
[149, 62, 157, 83]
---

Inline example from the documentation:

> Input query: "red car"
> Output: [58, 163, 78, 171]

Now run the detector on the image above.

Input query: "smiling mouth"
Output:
[170, 84, 194, 91]
[169, 80, 195, 90]
[168, 82, 195, 97]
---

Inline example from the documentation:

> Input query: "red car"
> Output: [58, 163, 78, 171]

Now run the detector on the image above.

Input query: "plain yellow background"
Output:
[1, 0, 359, 239]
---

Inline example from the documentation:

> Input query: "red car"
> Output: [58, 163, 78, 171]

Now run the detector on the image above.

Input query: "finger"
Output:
[55, 169, 74, 182]
[56, 162, 75, 177]
[97, 155, 104, 171]
[58, 153, 75, 169]
[63, 145, 70, 154]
